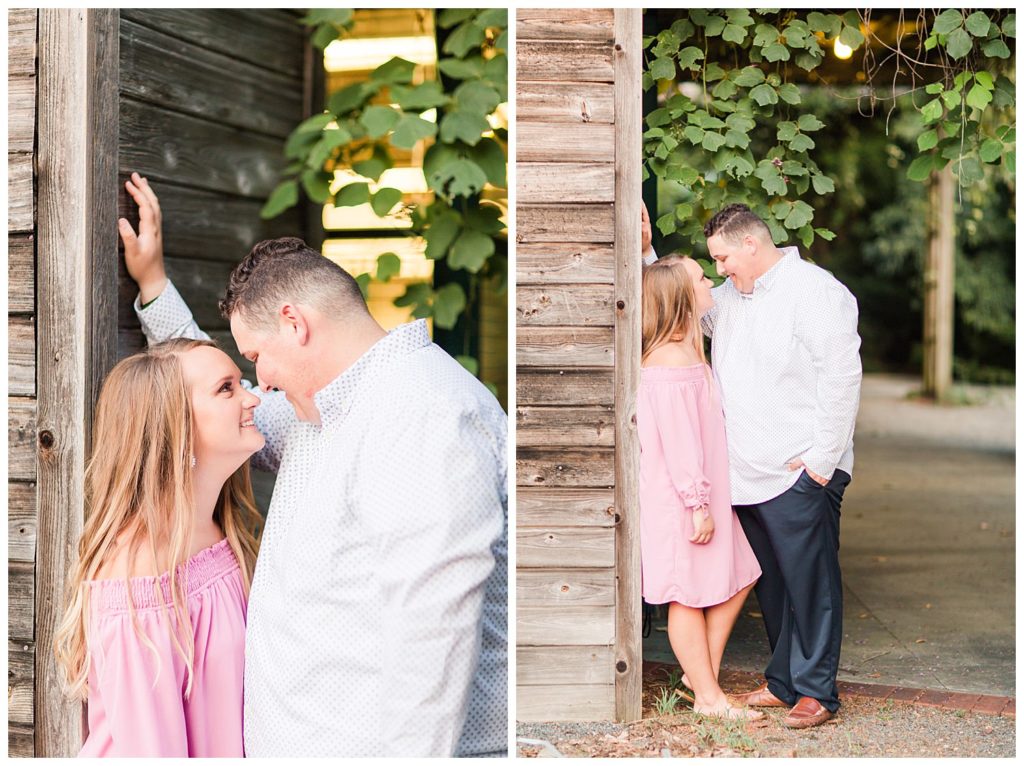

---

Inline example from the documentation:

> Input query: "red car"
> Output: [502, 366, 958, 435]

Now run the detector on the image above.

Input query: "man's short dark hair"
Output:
[219, 237, 367, 331]
[703, 203, 773, 244]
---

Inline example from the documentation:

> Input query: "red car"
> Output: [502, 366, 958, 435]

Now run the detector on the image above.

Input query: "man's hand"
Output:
[689, 507, 714, 544]
[118, 172, 167, 304]
[787, 459, 828, 486]
[641, 200, 652, 254]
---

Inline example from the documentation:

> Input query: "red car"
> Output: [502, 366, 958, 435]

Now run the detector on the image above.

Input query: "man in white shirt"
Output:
[118, 174, 507, 756]
[643, 202, 861, 728]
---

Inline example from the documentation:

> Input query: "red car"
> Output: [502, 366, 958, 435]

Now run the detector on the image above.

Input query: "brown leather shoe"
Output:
[728, 682, 788, 707]
[783, 696, 834, 728]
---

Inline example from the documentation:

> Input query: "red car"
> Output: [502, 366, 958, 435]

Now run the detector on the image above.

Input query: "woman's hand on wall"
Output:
[119, 172, 167, 304]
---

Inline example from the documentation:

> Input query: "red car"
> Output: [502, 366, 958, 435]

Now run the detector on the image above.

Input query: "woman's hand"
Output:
[689, 507, 714, 544]
[118, 172, 167, 304]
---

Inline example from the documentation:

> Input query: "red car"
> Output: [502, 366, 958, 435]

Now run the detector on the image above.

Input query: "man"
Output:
[118, 173, 508, 756]
[643, 202, 862, 728]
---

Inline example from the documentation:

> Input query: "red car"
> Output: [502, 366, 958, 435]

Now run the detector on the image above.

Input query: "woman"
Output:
[54, 337, 265, 756]
[637, 255, 762, 720]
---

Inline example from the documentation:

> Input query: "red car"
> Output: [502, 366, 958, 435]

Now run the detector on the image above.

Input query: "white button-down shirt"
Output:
[644, 246, 862, 504]
[136, 282, 508, 757]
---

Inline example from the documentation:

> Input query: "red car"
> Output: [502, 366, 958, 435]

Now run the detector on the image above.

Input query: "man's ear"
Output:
[280, 303, 311, 346]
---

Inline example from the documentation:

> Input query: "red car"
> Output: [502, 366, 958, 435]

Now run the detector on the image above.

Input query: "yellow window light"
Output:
[325, 36, 437, 72]
[833, 38, 853, 60]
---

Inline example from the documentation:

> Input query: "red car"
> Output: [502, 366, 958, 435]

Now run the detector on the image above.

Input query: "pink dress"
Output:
[637, 365, 761, 607]
[79, 538, 247, 757]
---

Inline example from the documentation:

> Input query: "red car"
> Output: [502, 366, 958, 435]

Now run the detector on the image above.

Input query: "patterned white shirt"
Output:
[135, 282, 508, 757]
[644, 246, 862, 504]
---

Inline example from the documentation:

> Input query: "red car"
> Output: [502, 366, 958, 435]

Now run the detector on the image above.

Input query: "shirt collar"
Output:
[313, 319, 432, 427]
[736, 245, 800, 298]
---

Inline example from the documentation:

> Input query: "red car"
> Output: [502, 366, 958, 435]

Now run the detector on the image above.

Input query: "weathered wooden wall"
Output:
[515, 8, 642, 723]
[8, 9, 38, 757]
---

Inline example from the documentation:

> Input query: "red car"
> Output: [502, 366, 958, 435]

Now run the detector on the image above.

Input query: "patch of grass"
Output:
[653, 687, 681, 717]
[691, 715, 758, 753]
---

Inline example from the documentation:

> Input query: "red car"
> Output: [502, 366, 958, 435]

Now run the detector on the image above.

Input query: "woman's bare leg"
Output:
[667, 602, 728, 709]
[704, 582, 756, 679]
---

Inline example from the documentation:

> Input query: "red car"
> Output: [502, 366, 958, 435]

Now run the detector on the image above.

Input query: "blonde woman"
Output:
[638, 255, 762, 720]
[54, 338, 264, 756]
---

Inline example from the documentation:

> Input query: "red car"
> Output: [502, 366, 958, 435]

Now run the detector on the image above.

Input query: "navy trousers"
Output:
[734, 469, 851, 713]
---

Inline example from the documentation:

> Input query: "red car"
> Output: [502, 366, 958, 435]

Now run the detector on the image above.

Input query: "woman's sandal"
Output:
[674, 687, 696, 704]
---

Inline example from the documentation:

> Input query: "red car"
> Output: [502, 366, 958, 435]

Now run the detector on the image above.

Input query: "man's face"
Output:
[706, 232, 757, 291]
[230, 309, 318, 418]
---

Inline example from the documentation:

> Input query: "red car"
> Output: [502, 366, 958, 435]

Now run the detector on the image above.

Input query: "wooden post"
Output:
[35, 9, 119, 756]
[922, 164, 955, 400]
[612, 7, 642, 724]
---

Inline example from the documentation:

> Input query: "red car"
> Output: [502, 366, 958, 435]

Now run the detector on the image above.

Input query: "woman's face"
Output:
[180, 346, 264, 471]
[683, 257, 716, 317]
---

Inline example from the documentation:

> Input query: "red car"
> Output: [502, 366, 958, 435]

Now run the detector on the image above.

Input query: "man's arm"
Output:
[362, 401, 505, 756]
[119, 173, 295, 473]
[795, 280, 863, 480]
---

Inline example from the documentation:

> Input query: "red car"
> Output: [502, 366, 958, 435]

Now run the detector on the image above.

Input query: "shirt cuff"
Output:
[643, 246, 658, 266]
[134, 280, 196, 344]
[800, 453, 836, 482]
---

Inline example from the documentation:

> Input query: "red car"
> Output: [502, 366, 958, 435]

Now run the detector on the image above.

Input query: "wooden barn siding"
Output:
[115, 10, 310, 511]
[8, 9, 38, 757]
[515, 8, 620, 723]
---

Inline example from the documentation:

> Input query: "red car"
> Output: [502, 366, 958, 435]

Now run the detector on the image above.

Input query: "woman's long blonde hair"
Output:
[54, 338, 262, 700]
[641, 255, 709, 367]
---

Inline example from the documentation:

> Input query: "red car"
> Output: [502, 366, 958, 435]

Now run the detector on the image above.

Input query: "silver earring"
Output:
[190, 455, 197, 468]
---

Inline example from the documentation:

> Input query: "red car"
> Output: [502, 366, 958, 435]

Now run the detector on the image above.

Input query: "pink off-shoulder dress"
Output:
[637, 365, 761, 607]
[79, 538, 247, 757]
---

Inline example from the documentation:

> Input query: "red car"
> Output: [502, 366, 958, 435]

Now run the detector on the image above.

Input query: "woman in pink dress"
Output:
[53, 337, 265, 756]
[638, 255, 762, 720]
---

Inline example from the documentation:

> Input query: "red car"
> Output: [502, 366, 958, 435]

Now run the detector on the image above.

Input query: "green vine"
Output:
[261, 8, 507, 385]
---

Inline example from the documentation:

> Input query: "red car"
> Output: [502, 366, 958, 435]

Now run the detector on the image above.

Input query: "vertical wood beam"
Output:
[612, 7, 642, 724]
[922, 164, 955, 400]
[35, 9, 119, 756]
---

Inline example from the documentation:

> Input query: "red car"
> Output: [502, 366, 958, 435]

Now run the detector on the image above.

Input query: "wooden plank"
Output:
[119, 9, 304, 78]
[9, 561, 34, 643]
[517, 368, 613, 406]
[613, 7, 644, 725]
[9, 482, 37, 563]
[517, 243, 615, 285]
[517, 447, 615, 488]
[119, 98, 288, 200]
[8, 398, 37, 482]
[517, 9, 614, 42]
[9, 725, 34, 758]
[517, 122, 616, 162]
[119, 19, 303, 138]
[516, 326, 613, 368]
[8, 641, 34, 727]
[8, 235, 34, 313]
[516, 405, 614, 447]
[8, 152, 34, 233]
[517, 163, 615, 205]
[517, 487, 617, 528]
[517, 569, 615, 607]
[8, 75, 36, 152]
[517, 646, 615, 686]
[518, 684, 616, 722]
[8, 316, 35, 397]
[36, 9, 120, 755]
[518, 204, 614, 243]
[517, 605, 615, 646]
[518, 527, 615, 568]
[117, 180, 304, 264]
[8, 9, 37, 77]
[517, 80, 615, 124]
[517, 284, 615, 327]
[517, 41, 614, 82]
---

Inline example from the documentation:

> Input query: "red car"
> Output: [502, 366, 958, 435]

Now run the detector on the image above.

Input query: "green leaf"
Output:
[733, 66, 765, 87]
[814, 227, 836, 241]
[907, 154, 936, 181]
[353, 272, 371, 300]
[430, 157, 488, 198]
[798, 114, 826, 132]
[677, 46, 705, 69]
[352, 145, 392, 182]
[371, 57, 417, 85]
[670, 18, 697, 40]
[920, 98, 944, 123]
[964, 12, 991, 37]
[712, 78, 738, 99]
[783, 200, 814, 229]
[811, 174, 835, 194]
[260, 179, 298, 219]
[674, 202, 693, 221]
[463, 203, 505, 234]
[375, 252, 401, 282]
[982, 38, 1011, 58]
[778, 83, 801, 104]
[423, 210, 461, 259]
[655, 211, 676, 236]
[329, 83, 372, 114]
[724, 129, 749, 148]
[954, 155, 984, 184]
[311, 23, 341, 51]
[360, 106, 400, 138]
[443, 20, 486, 57]
[974, 71, 995, 91]
[300, 169, 332, 204]
[683, 125, 705, 145]
[702, 131, 727, 151]
[966, 83, 993, 110]
[941, 90, 961, 110]
[945, 28, 973, 59]
[439, 110, 489, 146]
[789, 134, 815, 153]
[932, 9, 963, 36]
[467, 138, 507, 187]
[980, 138, 1003, 163]
[798, 223, 815, 249]
[925, 81, 944, 95]
[650, 56, 676, 80]
[761, 173, 787, 196]
[370, 187, 403, 217]
[306, 127, 353, 169]
[704, 15, 726, 36]
[763, 43, 791, 62]
[334, 181, 370, 207]
[777, 122, 799, 141]
[703, 63, 726, 82]
[438, 9, 477, 28]
[917, 129, 939, 151]
[438, 56, 484, 79]
[652, 30, 681, 58]
[838, 23, 865, 49]
[454, 80, 502, 113]
[807, 12, 841, 37]
[1003, 13, 1016, 37]
[722, 23, 747, 44]
[924, 34, 939, 51]
[432, 283, 468, 328]
[391, 114, 438, 149]
[391, 82, 449, 111]
[477, 8, 507, 28]
[449, 229, 494, 272]
[749, 83, 778, 106]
